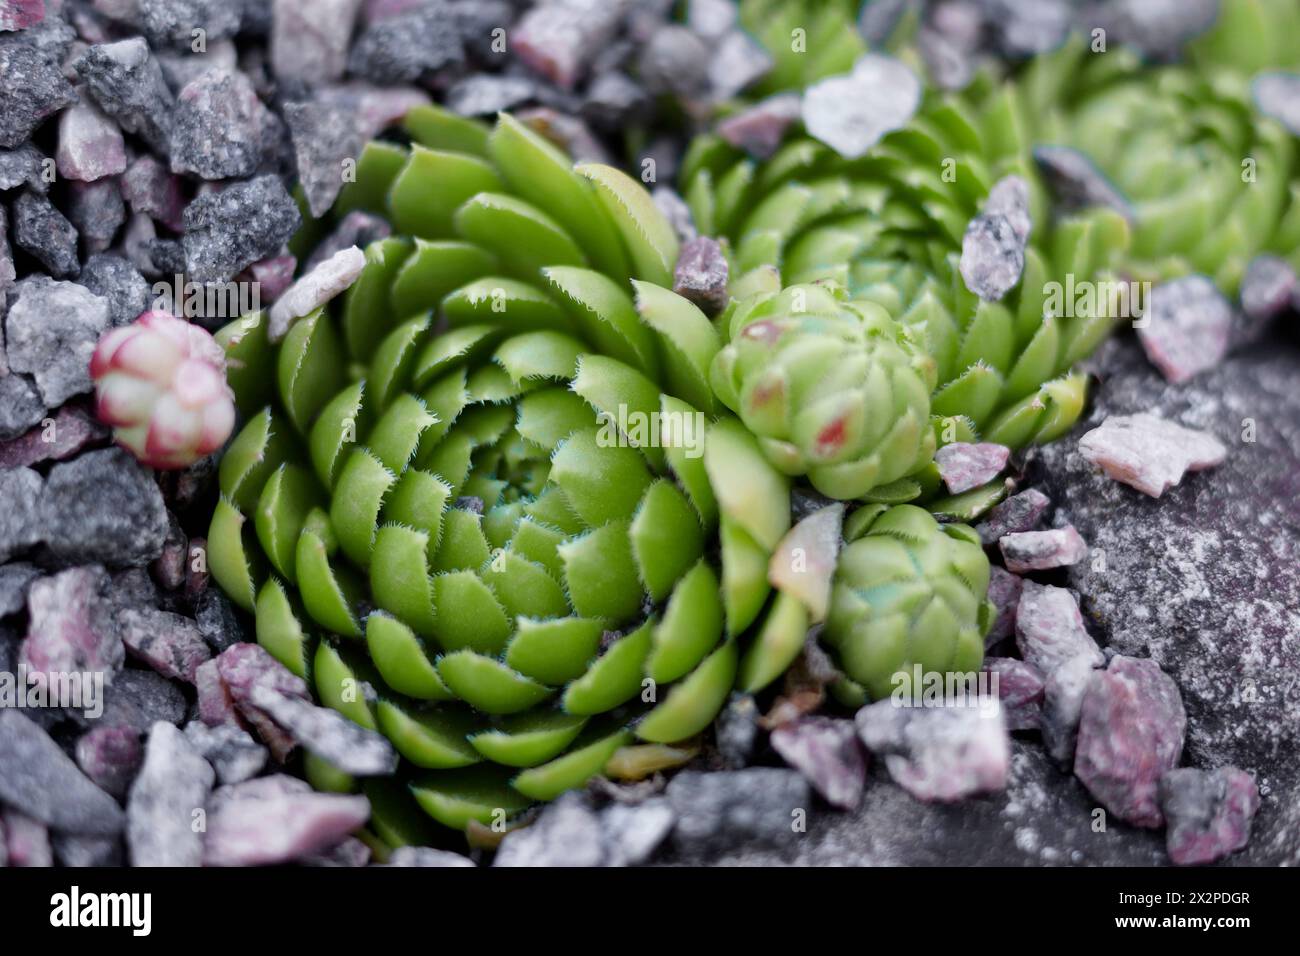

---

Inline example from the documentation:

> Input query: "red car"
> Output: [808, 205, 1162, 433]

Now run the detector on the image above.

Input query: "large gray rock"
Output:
[1028, 338, 1300, 790]
[663, 741, 1167, 866]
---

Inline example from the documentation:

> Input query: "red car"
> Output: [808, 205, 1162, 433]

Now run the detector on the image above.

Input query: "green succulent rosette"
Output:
[683, 65, 1130, 454]
[1016, 3, 1300, 292]
[205, 109, 837, 836]
[825, 503, 993, 704]
[710, 280, 937, 499]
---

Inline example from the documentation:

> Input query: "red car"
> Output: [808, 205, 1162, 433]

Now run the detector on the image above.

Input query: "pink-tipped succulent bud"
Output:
[90, 310, 236, 469]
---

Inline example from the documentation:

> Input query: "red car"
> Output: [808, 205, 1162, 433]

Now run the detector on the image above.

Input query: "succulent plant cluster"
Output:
[189, 0, 1300, 844]
[207, 110, 865, 834]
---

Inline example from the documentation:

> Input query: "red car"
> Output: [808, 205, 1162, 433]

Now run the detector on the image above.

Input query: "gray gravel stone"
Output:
[283, 99, 364, 219]
[0, 561, 40, 617]
[183, 720, 268, 784]
[347, 1, 463, 84]
[386, 846, 476, 867]
[0, 709, 125, 835]
[248, 683, 398, 775]
[0, 466, 43, 563]
[495, 792, 606, 867]
[0, 374, 46, 441]
[79, 253, 151, 326]
[0, 143, 47, 192]
[40, 447, 170, 568]
[599, 797, 674, 866]
[98, 667, 189, 733]
[4, 275, 110, 405]
[53, 833, 123, 867]
[67, 178, 125, 255]
[139, 0, 243, 48]
[74, 38, 176, 156]
[194, 588, 245, 652]
[170, 69, 271, 180]
[666, 768, 810, 853]
[127, 721, 215, 866]
[12, 190, 80, 278]
[182, 174, 301, 283]
[0, 41, 77, 148]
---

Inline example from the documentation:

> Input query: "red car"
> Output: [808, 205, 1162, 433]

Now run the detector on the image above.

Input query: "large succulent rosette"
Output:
[206, 110, 848, 836]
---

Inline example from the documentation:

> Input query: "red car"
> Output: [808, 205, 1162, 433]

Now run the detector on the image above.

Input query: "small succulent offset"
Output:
[207, 109, 864, 836]
[90, 310, 237, 469]
[826, 504, 991, 704]
[710, 281, 937, 499]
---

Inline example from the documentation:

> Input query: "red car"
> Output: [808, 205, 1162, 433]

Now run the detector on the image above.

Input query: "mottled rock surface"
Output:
[1030, 338, 1300, 800]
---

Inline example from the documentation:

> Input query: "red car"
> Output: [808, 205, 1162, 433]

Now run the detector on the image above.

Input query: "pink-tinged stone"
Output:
[1074, 655, 1186, 828]
[716, 93, 803, 159]
[215, 642, 309, 760]
[984, 565, 1023, 646]
[673, 235, 730, 316]
[364, 0, 425, 23]
[56, 97, 127, 182]
[195, 657, 240, 727]
[271, 0, 363, 87]
[855, 699, 1009, 802]
[802, 54, 921, 160]
[150, 513, 187, 591]
[1041, 653, 1098, 764]
[248, 683, 397, 776]
[215, 642, 309, 704]
[1014, 581, 1104, 676]
[770, 716, 866, 809]
[1159, 767, 1260, 866]
[207, 773, 311, 815]
[246, 254, 297, 305]
[1077, 413, 1227, 498]
[977, 487, 1050, 545]
[1, 0, 46, 33]
[512, 0, 630, 90]
[1136, 276, 1231, 383]
[121, 155, 185, 232]
[0, 403, 108, 470]
[126, 722, 214, 867]
[267, 245, 365, 341]
[74, 724, 142, 798]
[20, 566, 124, 681]
[203, 791, 371, 866]
[935, 441, 1010, 494]
[999, 524, 1087, 572]
[119, 607, 210, 682]
[982, 657, 1043, 731]
[2, 809, 52, 867]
